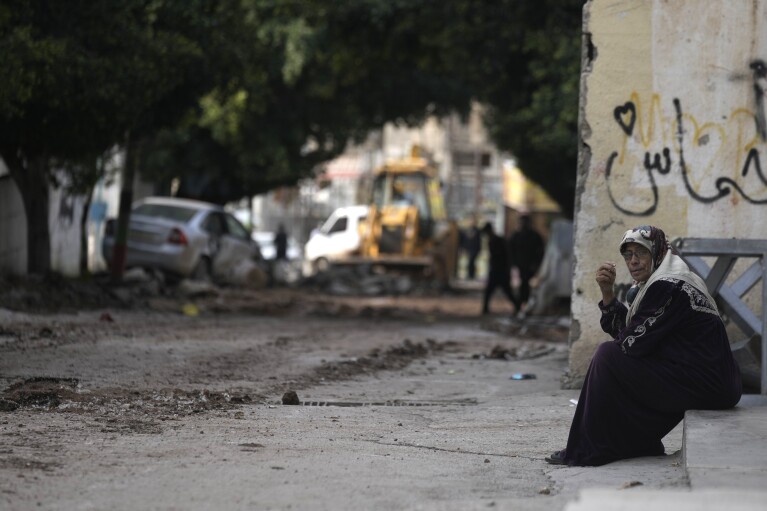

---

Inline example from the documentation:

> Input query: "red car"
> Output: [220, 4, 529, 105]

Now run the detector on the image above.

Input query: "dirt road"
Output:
[0, 285, 684, 510]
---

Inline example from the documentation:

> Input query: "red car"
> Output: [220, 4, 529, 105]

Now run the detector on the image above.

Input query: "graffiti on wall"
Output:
[604, 61, 767, 216]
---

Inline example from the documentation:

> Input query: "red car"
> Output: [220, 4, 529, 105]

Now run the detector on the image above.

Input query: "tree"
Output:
[1, 0, 583, 277]
[0, 0, 216, 273]
[317, 0, 583, 216]
[0, 0, 248, 274]
[140, 0, 582, 214]
[473, 0, 583, 216]
[140, 0, 476, 204]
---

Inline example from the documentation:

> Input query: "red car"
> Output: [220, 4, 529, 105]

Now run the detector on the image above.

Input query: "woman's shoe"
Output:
[545, 449, 566, 465]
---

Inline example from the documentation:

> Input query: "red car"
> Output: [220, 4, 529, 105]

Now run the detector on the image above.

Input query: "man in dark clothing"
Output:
[508, 215, 545, 313]
[481, 222, 520, 315]
[461, 218, 482, 280]
[274, 224, 288, 260]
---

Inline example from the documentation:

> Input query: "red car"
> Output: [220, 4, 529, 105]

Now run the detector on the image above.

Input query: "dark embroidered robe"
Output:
[563, 278, 742, 466]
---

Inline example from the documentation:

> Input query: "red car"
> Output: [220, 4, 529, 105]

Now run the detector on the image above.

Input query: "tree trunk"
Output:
[111, 136, 138, 282]
[79, 190, 93, 276]
[23, 157, 52, 274]
[2, 149, 52, 275]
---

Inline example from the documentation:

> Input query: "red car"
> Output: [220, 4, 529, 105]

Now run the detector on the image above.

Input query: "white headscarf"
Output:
[621, 226, 719, 325]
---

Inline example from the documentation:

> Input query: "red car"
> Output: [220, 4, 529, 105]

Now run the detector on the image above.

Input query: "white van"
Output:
[303, 205, 368, 275]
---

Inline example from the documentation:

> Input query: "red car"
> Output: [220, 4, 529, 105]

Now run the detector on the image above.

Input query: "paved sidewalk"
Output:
[277, 332, 767, 511]
[251, 341, 692, 511]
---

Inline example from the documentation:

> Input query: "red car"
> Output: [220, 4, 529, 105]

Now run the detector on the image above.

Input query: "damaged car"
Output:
[102, 197, 262, 282]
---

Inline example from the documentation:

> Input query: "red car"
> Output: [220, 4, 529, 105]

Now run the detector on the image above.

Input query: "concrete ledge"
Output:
[564, 489, 767, 511]
[683, 395, 767, 489]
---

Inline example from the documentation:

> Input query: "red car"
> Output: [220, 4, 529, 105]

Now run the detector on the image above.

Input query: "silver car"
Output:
[102, 197, 261, 281]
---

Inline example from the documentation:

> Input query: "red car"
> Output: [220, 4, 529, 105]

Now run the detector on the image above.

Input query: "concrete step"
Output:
[683, 394, 767, 489]
[564, 488, 767, 511]
[563, 394, 767, 510]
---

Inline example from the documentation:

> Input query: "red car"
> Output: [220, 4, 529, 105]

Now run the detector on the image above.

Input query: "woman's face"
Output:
[621, 242, 653, 282]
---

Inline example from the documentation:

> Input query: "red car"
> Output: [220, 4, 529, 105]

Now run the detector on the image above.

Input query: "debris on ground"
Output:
[220, 260, 268, 289]
[2, 377, 80, 408]
[303, 339, 434, 389]
[473, 342, 556, 361]
[282, 391, 300, 405]
[0, 273, 128, 312]
[0, 377, 256, 419]
[487, 345, 518, 360]
[0, 272, 487, 321]
[0, 398, 19, 411]
[481, 315, 571, 342]
[176, 279, 219, 299]
[300, 264, 446, 297]
[181, 303, 200, 317]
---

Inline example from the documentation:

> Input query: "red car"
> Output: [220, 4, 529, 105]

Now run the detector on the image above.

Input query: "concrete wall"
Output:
[0, 170, 27, 275]
[48, 181, 87, 277]
[0, 154, 123, 277]
[0, 170, 88, 278]
[572, 0, 767, 382]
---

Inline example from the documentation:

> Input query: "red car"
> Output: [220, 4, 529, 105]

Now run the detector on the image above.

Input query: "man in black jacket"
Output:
[508, 215, 544, 314]
[481, 222, 520, 315]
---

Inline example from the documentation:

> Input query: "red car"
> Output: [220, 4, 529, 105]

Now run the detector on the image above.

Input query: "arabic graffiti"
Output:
[605, 82, 767, 216]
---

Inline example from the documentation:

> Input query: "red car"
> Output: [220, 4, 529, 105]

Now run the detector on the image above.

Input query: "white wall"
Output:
[48, 182, 85, 277]
[0, 152, 123, 277]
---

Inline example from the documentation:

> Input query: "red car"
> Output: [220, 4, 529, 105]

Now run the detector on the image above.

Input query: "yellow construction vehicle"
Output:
[357, 147, 459, 286]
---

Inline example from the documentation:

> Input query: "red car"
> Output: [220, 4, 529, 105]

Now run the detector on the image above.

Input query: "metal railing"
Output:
[673, 238, 767, 395]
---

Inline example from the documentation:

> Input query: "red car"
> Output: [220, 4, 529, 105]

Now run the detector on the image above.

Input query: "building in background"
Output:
[501, 161, 562, 238]
[251, 102, 509, 249]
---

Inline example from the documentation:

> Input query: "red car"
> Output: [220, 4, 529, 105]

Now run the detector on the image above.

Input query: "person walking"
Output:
[274, 224, 288, 261]
[481, 222, 520, 315]
[461, 218, 482, 280]
[508, 215, 544, 314]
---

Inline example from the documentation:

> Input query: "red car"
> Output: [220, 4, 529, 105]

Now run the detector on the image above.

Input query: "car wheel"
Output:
[191, 257, 212, 282]
[314, 257, 330, 273]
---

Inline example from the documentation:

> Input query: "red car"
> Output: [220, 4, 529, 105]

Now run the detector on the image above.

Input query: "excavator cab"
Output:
[358, 148, 457, 284]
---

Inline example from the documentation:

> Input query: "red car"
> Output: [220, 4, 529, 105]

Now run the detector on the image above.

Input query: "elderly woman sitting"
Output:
[547, 225, 742, 466]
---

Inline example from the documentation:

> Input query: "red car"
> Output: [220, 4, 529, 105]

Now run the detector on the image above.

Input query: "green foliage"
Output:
[2, 0, 584, 216]
[478, 0, 583, 215]
[148, 0, 583, 211]
[142, 0, 479, 204]
[0, 0, 207, 162]
[0, 0, 249, 271]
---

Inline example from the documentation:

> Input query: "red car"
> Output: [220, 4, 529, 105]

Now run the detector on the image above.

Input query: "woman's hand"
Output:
[595, 261, 617, 304]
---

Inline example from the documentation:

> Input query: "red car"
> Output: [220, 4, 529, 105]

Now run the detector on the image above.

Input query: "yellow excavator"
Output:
[356, 147, 459, 287]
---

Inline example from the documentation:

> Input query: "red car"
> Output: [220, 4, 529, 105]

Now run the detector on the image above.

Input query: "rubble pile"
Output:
[0, 273, 128, 312]
[276, 338, 438, 395]
[0, 376, 256, 417]
[481, 315, 571, 343]
[300, 265, 442, 297]
[474, 341, 556, 361]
